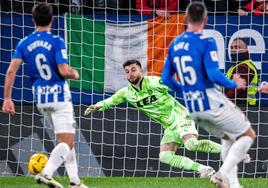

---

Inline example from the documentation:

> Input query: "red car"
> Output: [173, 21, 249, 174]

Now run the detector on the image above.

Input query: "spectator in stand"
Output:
[238, 0, 268, 16]
[136, 0, 178, 19]
[83, 0, 136, 15]
[225, 38, 258, 106]
[0, 0, 81, 14]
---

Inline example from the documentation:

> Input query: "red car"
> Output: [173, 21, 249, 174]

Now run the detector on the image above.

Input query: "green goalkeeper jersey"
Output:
[96, 76, 191, 129]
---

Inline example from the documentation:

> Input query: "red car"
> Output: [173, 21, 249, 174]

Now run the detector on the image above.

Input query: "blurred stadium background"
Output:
[0, 0, 268, 187]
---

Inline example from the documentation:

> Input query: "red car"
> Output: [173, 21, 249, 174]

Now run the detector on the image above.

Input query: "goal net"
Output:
[0, 0, 268, 178]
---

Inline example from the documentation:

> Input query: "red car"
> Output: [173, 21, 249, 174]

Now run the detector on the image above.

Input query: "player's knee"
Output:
[241, 127, 256, 140]
[66, 141, 74, 149]
[57, 133, 75, 149]
[248, 127, 256, 139]
[159, 151, 174, 164]
[184, 137, 198, 151]
[58, 139, 74, 149]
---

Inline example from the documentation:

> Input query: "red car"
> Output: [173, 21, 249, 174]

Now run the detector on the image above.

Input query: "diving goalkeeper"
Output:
[84, 59, 221, 177]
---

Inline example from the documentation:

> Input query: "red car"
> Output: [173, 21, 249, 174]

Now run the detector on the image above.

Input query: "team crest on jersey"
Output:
[148, 90, 153, 95]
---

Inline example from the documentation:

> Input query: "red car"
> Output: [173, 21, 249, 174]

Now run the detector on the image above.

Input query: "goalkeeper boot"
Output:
[210, 171, 228, 188]
[69, 182, 89, 188]
[199, 166, 215, 178]
[35, 174, 64, 188]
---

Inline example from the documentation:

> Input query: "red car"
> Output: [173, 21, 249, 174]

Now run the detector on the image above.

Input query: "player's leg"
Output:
[221, 138, 241, 188]
[43, 132, 87, 188]
[183, 134, 221, 153]
[219, 127, 255, 180]
[194, 115, 249, 187]
[36, 102, 87, 188]
[65, 147, 88, 188]
[211, 137, 242, 188]
[208, 101, 255, 188]
[41, 133, 73, 177]
[159, 128, 214, 177]
[179, 120, 219, 177]
[159, 143, 200, 171]
[182, 120, 221, 154]
[56, 103, 88, 188]
[219, 104, 255, 177]
[36, 132, 73, 188]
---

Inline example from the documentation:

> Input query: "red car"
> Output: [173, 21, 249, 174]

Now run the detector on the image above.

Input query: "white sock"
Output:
[221, 139, 244, 187]
[221, 139, 243, 188]
[221, 139, 233, 160]
[42, 142, 70, 177]
[220, 136, 253, 177]
[229, 166, 240, 188]
[65, 148, 80, 185]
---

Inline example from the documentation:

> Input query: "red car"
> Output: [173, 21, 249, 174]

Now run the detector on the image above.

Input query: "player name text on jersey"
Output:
[27, 40, 52, 52]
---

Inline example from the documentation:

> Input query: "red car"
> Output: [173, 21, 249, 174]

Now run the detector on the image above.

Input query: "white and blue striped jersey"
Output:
[162, 32, 237, 113]
[13, 31, 71, 104]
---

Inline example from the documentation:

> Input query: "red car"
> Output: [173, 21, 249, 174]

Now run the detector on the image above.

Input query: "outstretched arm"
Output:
[84, 88, 127, 115]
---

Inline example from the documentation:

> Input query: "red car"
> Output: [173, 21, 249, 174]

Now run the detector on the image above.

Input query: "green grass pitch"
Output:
[0, 177, 267, 188]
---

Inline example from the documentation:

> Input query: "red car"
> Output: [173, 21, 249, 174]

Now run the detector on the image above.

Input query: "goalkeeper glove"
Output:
[84, 105, 101, 116]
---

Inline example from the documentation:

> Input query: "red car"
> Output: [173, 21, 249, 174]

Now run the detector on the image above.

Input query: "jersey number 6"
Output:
[35, 53, 52, 81]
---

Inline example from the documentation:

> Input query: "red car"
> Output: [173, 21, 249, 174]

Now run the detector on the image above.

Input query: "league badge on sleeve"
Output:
[210, 51, 219, 62]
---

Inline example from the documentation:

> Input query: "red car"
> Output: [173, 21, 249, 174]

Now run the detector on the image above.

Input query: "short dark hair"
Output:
[123, 59, 142, 68]
[186, 2, 207, 24]
[233, 38, 248, 47]
[32, 3, 53, 26]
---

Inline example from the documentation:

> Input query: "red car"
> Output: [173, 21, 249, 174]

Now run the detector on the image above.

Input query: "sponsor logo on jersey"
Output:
[136, 95, 157, 107]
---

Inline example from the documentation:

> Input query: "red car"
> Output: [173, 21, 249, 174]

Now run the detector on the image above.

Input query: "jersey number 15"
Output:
[174, 56, 197, 86]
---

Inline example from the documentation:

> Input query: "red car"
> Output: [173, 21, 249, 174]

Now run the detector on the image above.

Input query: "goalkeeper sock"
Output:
[220, 136, 253, 177]
[65, 148, 80, 185]
[184, 137, 222, 153]
[42, 142, 70, 177]
[159, 151, 202, 171]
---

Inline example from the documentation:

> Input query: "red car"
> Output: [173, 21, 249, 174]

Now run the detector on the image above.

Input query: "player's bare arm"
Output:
[232, 73, 247, 90]
[58, 63, 79, 80]
[2, 58, 22, 115]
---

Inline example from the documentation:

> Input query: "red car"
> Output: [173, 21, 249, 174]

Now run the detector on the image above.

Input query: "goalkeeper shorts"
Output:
[160, 119, 198, 146]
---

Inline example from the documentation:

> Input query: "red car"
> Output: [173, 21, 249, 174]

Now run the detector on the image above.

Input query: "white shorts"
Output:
[37, 102, 76, 134]
[190, 98, 251, 140]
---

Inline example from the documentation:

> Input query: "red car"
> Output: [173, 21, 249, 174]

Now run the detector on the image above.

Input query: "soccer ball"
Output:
[28, 153, 48, 175]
